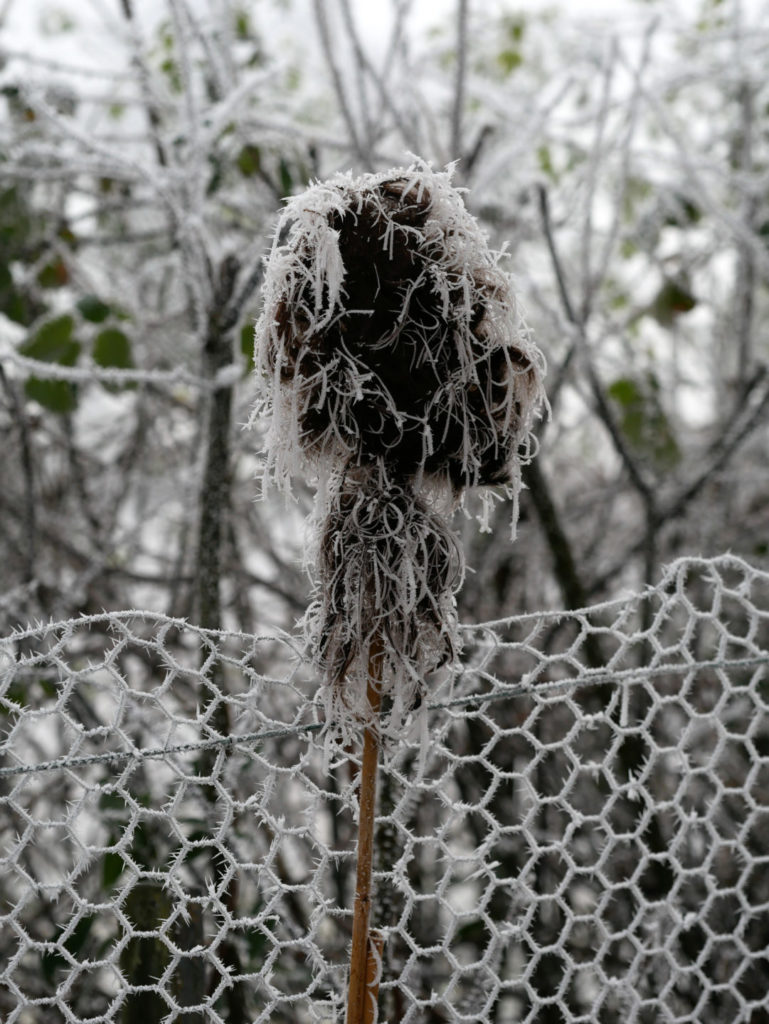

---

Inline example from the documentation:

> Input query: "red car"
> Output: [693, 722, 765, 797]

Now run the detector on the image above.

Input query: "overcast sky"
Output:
[0, 0, 666, 70]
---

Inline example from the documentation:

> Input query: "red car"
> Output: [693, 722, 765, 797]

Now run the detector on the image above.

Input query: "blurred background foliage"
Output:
[0, 0, 767, 636]
[1, 2, 769, 1020]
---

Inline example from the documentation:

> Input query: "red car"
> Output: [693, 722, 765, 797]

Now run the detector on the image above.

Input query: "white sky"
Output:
[0, 0, 677, 70]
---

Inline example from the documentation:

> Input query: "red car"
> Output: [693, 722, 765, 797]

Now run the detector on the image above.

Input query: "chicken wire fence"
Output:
[1, 553, 768, 1024]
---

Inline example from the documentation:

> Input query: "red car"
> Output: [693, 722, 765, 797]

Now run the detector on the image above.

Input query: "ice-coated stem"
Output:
[346, 635, 384, 1024]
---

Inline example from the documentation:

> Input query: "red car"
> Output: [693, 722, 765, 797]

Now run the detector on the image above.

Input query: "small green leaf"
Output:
[608, 374, 680, 470]
[94, 328, 135, 391]
[160, 57, 182, 93]
[537, 145, 556, 181]
[648, 279, 696, 326]
[24, 378, 77, 412]
[503, 14, 526, 42]
[0, 682, 28, 713]
[93, 328, 133, 370]
[234, 8, 252, 39]
[36, 256, 69, 288]
[236, 143, 261, 178]
[497, 48, 522, 74]
[21, 315, 80, 411]
[77, 295, 111, 323]
[21, 315, 77, 362]
[607, 377, 640, 408]
[0, 186, 35, 250]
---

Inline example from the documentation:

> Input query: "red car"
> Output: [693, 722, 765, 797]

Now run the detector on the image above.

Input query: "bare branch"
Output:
[312, 0, 369, 165]
[450, 0, 469, 164]
[537, 184, 656, 514]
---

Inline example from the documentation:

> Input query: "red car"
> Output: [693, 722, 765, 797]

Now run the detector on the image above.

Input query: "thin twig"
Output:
[537, 183, 656, 513]
[450, 0, 469, 164]
[0, 365, 37, 582]
[313, 0, 368, 165]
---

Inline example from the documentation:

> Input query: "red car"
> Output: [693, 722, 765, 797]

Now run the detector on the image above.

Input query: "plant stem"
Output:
[346, 636, 384, 1024]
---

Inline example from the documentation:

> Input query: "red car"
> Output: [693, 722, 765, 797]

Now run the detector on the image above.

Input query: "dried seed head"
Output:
[254, 161, 545, 495]
[252, 161, 546, 736]
[305, 466, 464, 737]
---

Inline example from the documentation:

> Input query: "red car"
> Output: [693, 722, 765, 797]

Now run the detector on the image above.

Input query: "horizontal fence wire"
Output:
[1, 554, 768, 1023]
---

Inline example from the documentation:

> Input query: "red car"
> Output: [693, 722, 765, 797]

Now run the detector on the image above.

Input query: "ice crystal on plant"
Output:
[253, 160, 546, 736]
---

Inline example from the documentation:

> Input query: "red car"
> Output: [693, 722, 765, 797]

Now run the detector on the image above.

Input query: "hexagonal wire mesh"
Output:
[1, 553, 768, 1023]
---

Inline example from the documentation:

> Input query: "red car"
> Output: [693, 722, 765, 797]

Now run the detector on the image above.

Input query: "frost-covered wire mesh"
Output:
[1, 553, 768, 1024]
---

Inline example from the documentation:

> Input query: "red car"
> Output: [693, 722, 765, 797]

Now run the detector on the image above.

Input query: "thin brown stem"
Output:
[364, 929, 384, 1024]
[346, 637, 384, 1024]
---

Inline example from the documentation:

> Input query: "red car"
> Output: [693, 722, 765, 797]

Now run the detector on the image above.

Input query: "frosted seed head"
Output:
[254, 160, 546, 499]
[252, 160, 547, 736]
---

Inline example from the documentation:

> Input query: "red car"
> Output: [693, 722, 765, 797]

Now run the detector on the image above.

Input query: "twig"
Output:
[733, 79, 757, 392]
[537, 183, 656, 511]
[0, 365, 37, 582]
[313, 0, 368, 166]
[337, 0, 420, 152]
[338, 0, 374, 156]
[450, 0, 469, 164]
[590, 365, 769, 595]
[578, 37, 617, 324]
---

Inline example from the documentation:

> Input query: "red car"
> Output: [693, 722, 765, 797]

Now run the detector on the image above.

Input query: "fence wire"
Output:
[1, 554, 768, 1023]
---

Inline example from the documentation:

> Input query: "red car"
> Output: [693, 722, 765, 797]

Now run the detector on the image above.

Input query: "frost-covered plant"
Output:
[305, 467, 464, 722]
[254, 161, 545, 736]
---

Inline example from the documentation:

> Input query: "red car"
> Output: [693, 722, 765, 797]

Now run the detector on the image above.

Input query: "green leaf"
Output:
[537, 145, 556, 181]
[607, 377, 640, 408]
[93, 328, 133, 370]
[648, 279, 696, 326]
[608, 374, 680, 470]
[236, 143, 261, 178]
[20, 315, 80, 412]
[502, 13, 526, 42]
[497, 48, 522, 74]
[21, 315, 77, 362]
[24, 378, 77, 412]
[77, 294, 111, 323]
[0, 185, 34, 250]
[36, 256, 69, 288]
[234, 8, 252, 39]
[94, 328, 135, 391]
[160, 57, 182, 93]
